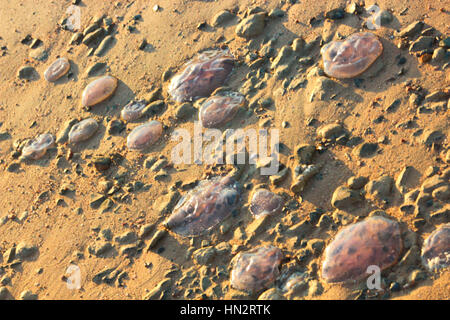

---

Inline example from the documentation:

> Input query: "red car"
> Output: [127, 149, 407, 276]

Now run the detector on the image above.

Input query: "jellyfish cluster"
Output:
[9, 18, 448, 301]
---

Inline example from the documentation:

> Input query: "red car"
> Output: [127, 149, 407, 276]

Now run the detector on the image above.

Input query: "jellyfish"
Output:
[321, 215, 402, 283]
[81, 75, 118, 107]
[120, 100, 148, 122]
[199, 92, 244, 128]
[249, 189, 284, 218]
[21, 133, 55, 160]
[421, 223, 450, 272]
[44, 57, 70, 82]
[164, 176, 240, 237]
[320, 32, 383, 79]
[230, 245, 283, 293]
[126, 120, 163, 150]
[168, 49, 235, 102]
[68, 118, 99, 144]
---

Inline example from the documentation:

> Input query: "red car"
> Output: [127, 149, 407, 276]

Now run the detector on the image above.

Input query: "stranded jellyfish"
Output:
[320, 32, 383, 79]
[44, 57, 70, 82]
[199, 92, 244, 128]
[120, 100, 148, 122]
[281, 272, 309, 293]
[249, 189, 284, 218]
[21, 133, 55, 160]
[231, 245, 283, 293]
[321, 215, 402, 283]
[68, 118, 99, 144]
[168, 49, 235, 102]
[126, 120, 163, 150]
[81, 75, 118, 107]
[164, 176, 240, 237]
[421, 223, 450, 272]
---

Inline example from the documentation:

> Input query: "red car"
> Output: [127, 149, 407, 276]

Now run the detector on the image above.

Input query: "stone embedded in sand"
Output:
[249, 189, 284, 218]
[231, 245, 282, 293]
[81, 75, 118, 107]
[211, 10, 236, 27]
[164, 176, 240, 237]
[126, 120, 163, 150]
[321, 216, 402, 283]
[44, 57, 70, 82]
[17, 66, 37, 80]
[29, 47, 48, 61]
[168, 49, 235, 102]
[120, 100, 148, 122]
[320, 32, 383, 79]
[94, 35, 115, 57]
[421, 223, 450, 272]
[199, 92, 244, 128]
[21, 133, 55, 160]
[68, 118, 99, 144]
[235, 13, 266, 39]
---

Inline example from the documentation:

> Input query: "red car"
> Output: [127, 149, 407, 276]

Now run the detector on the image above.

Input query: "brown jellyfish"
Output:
[320, 32, 383, 79]
[81, 75, 118, 107]
[321, 215, 402, 283]
[421, 223, 450, 272]
[168, 49, 235, 102]
[199, 92, 244, 128]
[21, 133, 55, 160]
[249, 189, 284, 218]
[230, 245, 283, 293]
[164, 176, 240, 237]
[126, 120, 163, 150]
[44, 57, 70, 82]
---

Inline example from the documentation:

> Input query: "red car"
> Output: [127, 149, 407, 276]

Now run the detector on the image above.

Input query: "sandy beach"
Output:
[0, 0, 448, 300]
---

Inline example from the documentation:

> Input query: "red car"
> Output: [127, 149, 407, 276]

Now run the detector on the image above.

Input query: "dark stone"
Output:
[331, 186, 363, 209]
[325, 8, 345, 20]
[17, 66, 37, 80]
[93, 156, 111, 171]
[107, 119, 125, 135]
[353, 142, 378, 158]
[386, 99, 401, 113]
